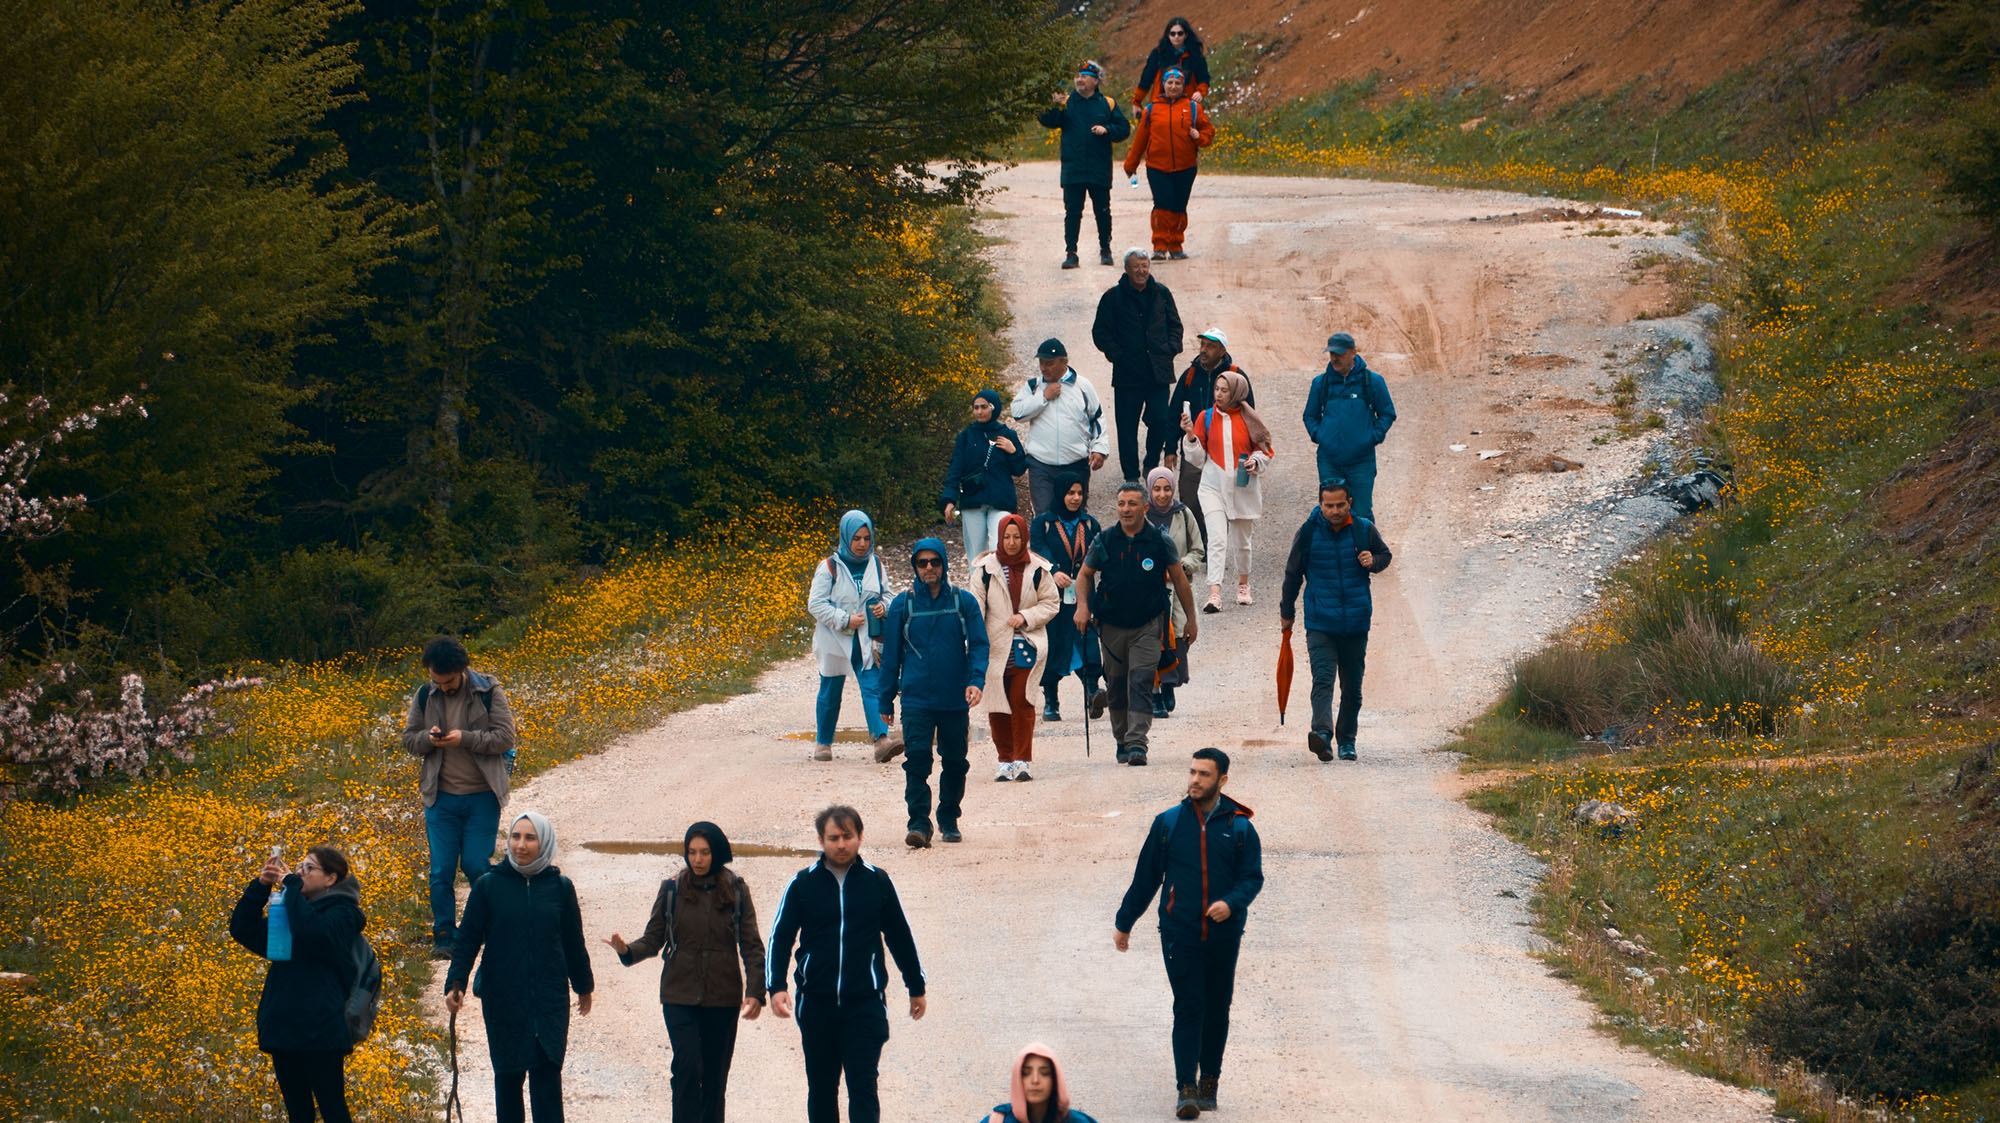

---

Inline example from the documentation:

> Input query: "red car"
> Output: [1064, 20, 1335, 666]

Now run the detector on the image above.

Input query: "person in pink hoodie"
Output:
[977, 1043, 1100, 1123]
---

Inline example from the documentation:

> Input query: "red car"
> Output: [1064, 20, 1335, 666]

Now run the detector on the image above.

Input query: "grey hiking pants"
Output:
[1099, 617, 1163, 752]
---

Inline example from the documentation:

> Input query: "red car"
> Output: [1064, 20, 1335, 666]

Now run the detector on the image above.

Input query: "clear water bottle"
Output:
[266, 884, 292, 961]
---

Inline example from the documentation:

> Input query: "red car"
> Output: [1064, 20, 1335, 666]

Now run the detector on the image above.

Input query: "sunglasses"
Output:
[915, 557, 943, 569]
[1168, 28, 1186, 36]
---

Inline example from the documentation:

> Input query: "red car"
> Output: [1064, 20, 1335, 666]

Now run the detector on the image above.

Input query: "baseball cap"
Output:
[1326, 332, 1356, 354]
[1196, 327, 1229, 349]
[1035, 338, 1068, 359]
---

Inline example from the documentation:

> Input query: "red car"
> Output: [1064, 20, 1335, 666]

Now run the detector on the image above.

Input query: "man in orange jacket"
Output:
[1122, 68, 1214, 260]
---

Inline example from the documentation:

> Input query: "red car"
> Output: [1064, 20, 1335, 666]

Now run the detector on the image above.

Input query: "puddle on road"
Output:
[778, 730, 877, 743]
[582, 840, 820, 858]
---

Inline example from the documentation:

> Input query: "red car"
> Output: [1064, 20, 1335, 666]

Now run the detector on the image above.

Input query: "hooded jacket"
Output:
[1091, 275, 1184, 387]
[942, 399, 1028, 513]
[1013, 367, 1111, 465]
[878, 538, 990, 716]
[1303, 355, 1397, 466]
[1123, 94, 1214, 177]
[616, 825, 768, 1008]
[765, 853, 926, 1008]
[400, 670, 516, 808]
[979, 1042, 1101, 1123]
[1036, 88, 1132, 187]
[229, 872, 367, 1054]
[445, 861, 595, 1073]
[1115, 793, 1263, 943]
[1279, 509, 1393, 635]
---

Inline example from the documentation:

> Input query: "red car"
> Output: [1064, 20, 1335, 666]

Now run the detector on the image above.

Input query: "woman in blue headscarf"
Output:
[941, 389, 1028, 575]
[806, 510, 897, 761]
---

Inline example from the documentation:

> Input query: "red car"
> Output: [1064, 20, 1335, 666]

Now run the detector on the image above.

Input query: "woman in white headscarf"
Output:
[1180, 368, 1274, 612]
[446, 811, 595, 1123]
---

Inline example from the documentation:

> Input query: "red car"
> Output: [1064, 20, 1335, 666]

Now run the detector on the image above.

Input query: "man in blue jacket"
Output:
[1279, 479, 1394, 762]
[1301, 332, 1396, 524]
[1115, 747, 1263, 1119]
[878, 538, 988, 847]
[767, 804, 927, 1123]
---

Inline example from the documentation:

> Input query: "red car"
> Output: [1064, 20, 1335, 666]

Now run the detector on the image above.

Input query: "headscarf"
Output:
[1144, 466, 1183, 531]
[836, 509, 875, 565]
[1214, 369, 1273, 454]
[995, 512, 1031, 608]
[1048, 473, 1090, 570]
[1008, 1041, 1073, 1123]
[684, 821, 733, 866]
[506, 811, 556, 879]
[972, 389, 1006, 438]
[681, 821, 738, 908]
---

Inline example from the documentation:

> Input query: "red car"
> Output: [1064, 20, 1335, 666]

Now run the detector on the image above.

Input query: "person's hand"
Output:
[1088, 452, 1106, 471]
[771, 991, 794, 1019]
[966, 686, 983, 706]
[1163, 452, 1178, 470]
[1356, 550, 1374, 569]
[1192, 91, 1204, 103]
[741, 997, 764, 1020]
[879, 713, 894, 731]
[1114, 928, 1130, 952]
[1188, 126, 1200, 141]
[446, 989, 465, 1014]
[1179, 413, 1194, 434]
[1007, 613, 1026, 630]
[432, 728, 463, 749]
[870, 600, 888, 620]
[943, 503, 959, 525]
[258, 855, 287, 886]
[603, 934, 629, 956]
[992, 436, 1017, 454]
[1054, 572, 1072, 589]
[1280, 616, 1294, 630]
[577, 992, 593, 1016]
[1073, 605, 1092, 631]
[1051, 90, 1067, 105]
[910, 995, 927, 1020]
[1205, 901, 1232, 922]
[1090, 124, 1108, 135]
[1041, 379, 1062, 401]
[849, 612, 866, 632]
[1182, 618, 1198, 645]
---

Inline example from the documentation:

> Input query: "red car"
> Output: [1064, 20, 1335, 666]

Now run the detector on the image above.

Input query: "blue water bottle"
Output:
[266, 862, 292, 961]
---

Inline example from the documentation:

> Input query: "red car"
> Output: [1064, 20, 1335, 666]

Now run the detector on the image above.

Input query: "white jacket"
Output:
[1012, 368, 1111, 465]
[1185, 413, 1273, 522]
[968, 550, 1063, 716]
[807, 554, 890, 677]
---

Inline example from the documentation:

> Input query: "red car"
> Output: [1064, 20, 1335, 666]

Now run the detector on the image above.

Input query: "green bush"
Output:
[1505, 641, 1631, 736]
[1934, 81, 2000, 229]
[1634, 609, 1795, 736]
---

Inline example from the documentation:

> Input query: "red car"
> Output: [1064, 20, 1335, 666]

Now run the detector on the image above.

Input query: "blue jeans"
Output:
[425, 789, 500, 943]
[1315, 454, 1380, 525]
[816, 667, 888, 745]
[959, 506, 1004, 569]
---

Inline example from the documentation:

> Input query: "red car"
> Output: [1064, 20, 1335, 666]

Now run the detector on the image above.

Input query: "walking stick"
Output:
[445, 1006, 466, 1123]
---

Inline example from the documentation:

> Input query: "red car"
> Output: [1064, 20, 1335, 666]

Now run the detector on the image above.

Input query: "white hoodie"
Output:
[1011, 367, 1111, 465]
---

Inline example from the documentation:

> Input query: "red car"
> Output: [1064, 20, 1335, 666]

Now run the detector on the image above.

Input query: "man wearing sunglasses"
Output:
[877, 539, 989, 848]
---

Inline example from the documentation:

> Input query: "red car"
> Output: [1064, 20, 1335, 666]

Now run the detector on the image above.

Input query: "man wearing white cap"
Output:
[1166, 327, 1253, 543]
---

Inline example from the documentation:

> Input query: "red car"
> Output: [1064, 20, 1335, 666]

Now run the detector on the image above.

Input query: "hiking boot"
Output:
[1176, 1084, 1201, 1118]
[995, 763, 1013, 782]
[872, 734, 905, 763]
[1088, 690, 1110, 720]
[1196, 1077, 1218, 1111]
[1308, 731, 1333, 762]
[1062, 252, 1080, 270]
[1099, 249, 1115, 266]
[1338, 742, 1358, 761]
[905, 828, 932, 849]
[1043, 701, 1062, 721]
[1169, 251, 1189, 260]
[812, 743, 834, 762]
[1115, 745, 1131, 765]
[940, 825, 963, 843]
[1127, 748, 1148, 766]
[1152, 695, 1170, 719]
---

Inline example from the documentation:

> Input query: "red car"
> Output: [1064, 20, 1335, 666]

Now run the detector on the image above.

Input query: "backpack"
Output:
[345, 934, 383, 1046]
[1159, 802, 1248, 859]
[1090, 523, 1172, 624]
[414, 673, 518, 775]
[653, 874, 747, 963]
[902, 584, 971, 656]
[1307, 363, 1384, 434]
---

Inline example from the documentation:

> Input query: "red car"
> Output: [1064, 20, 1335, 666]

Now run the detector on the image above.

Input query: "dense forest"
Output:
[0, 0, 1083, 693]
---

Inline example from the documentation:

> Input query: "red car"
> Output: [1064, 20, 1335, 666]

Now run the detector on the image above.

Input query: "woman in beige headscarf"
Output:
[1180, 369, 1273, 612]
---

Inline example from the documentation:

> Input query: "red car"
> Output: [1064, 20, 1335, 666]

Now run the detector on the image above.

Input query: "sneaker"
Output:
[1237, 584, 1253, 606]
[940, 825, 963, 843]
[1338, 742, 1358, 761]
[1128, 748, 1148, 766]
[1014, 761, 1034, 782]
[1308, 731, 1333, 761]
[1042, 701, 1062, 721]
[1169, 251, 1189, 260]
[1152, 696, 1170, 718]
[905, 829, 932, 849]
[1202, 586, 1222, 614]
[1099, 250, 1115, 266]
[1062, 253, 1080, 270]
[812, 743, 833, 762]
[430, 941, 455, 961]
[1176, 1083, 1201, 1118]
[872, 734, 905, 763]
[1088, 690, 1110, 720]
[1151, 250, 1169, 261]
[1115, 745, 1132, 765]
[1196, 1078, 1218, 1111]
[995, 764, 1013, 782]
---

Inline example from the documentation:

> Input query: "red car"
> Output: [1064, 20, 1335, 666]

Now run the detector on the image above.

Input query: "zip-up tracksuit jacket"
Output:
[766, 855, 926, 1013]
[1115, 794, 1263, 942]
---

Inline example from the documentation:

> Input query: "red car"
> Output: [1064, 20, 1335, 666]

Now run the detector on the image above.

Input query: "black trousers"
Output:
[796, 994, 890, 1123]
[269, 1050, 351, 1123]
[1040, 609, 1102, 704]
[1162, 932, 1241, 1088]
[1113, 381, 1172, 481]
[1307, 629, 1369, 745]
[901, 707, 969, 834]
[665, 1004, 741, 1123]
[1147, 166, 1198, 213]
[495, 1052, 564, 1123]
[1062, 183, 1112, 253]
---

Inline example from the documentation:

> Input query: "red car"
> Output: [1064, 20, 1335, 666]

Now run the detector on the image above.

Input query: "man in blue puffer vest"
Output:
[1301, 332, 1396, 525]
[1280, 479, 1394, 762]
[1114, 747, 1263, 1119]
[878, 538, 989, 848]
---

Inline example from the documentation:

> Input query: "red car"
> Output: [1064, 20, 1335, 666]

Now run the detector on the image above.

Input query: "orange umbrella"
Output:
[1277, 621, 1295, 724]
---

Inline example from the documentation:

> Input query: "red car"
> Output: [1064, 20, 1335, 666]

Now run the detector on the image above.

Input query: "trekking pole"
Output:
[445, 1006, 466, 1123]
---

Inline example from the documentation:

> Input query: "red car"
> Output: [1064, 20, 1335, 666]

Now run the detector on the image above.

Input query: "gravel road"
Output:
[436, 165, 1774, 1122]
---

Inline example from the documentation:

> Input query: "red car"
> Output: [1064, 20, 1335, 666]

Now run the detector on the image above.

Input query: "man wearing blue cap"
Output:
[1039, 61, 1131, 270]
[1302, 333, 1396, 524]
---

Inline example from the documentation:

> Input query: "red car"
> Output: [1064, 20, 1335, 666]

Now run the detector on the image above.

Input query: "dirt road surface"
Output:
[438, 165, 1773, 1121]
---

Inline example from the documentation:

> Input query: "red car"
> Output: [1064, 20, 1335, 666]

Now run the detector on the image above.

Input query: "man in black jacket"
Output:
[1092, 251, 1185, 481]
[767, 805, 928, 1123]
[1038, 60, 1131, 269]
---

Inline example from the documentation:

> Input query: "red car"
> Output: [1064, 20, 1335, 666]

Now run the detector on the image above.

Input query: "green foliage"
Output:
[1505, 642, 1631, 737]
[1859, 0, 2000, 90]
[1931, 81, 2000, 229]
[1634, 611, 1796, 737]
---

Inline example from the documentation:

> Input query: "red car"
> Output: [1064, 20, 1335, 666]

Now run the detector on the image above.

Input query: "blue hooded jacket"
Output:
[877, 538, 989, 716]
[1278, 507, 1393, 635]
[1303, 354, 1396, 465]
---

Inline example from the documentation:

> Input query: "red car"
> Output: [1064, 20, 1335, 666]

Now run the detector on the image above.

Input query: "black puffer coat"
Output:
[446, 863, 595, 1072]
[229, 874, 366, 1054]
[1091, 275, 1184, 387]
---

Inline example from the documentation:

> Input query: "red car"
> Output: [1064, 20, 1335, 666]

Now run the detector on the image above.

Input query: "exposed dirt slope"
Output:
[1094, 0, 1857, 107]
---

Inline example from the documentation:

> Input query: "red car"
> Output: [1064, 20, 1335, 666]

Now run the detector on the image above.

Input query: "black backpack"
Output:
[345, 935, 382, 1045]
[652, 874, 748, 962]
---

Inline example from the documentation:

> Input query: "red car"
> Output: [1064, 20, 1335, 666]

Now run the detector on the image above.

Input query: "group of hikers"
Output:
[229, 16, 1415, 1123]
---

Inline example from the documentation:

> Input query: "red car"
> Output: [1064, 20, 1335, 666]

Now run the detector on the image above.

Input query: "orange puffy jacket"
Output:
[1123, 96, 1214, 176]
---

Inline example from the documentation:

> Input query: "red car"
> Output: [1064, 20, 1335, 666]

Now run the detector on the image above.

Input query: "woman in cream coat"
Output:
[806, 509, 898, 762]
[971, 514, 1062, 782]
[1180, 369, 1275, 613]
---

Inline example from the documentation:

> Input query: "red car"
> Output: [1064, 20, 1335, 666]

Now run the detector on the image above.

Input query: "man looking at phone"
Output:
[402, 635, 517, 958]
